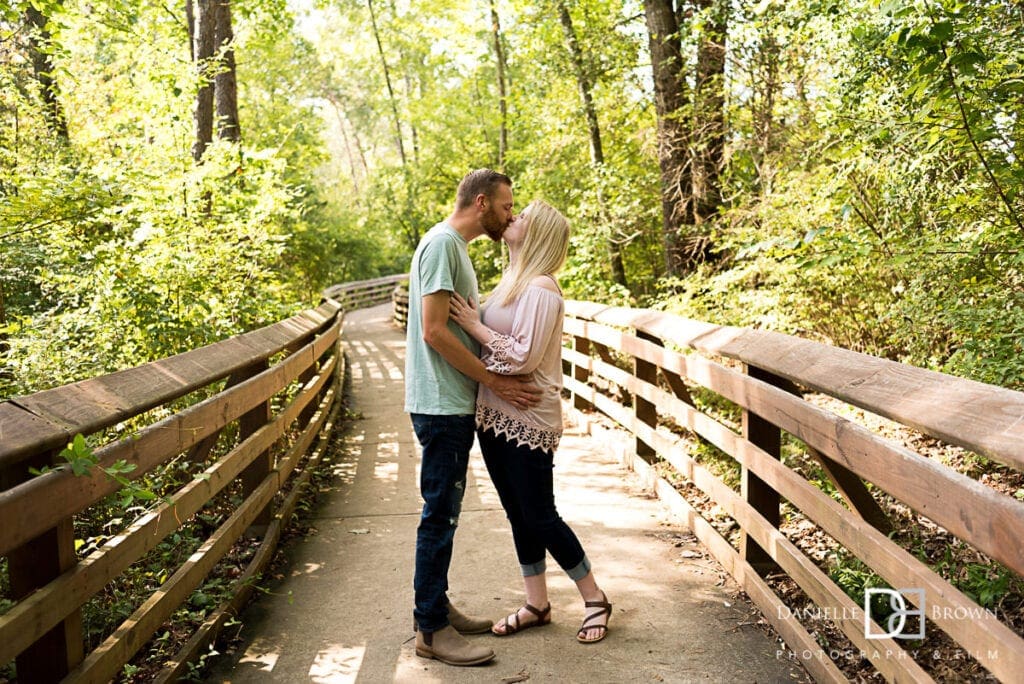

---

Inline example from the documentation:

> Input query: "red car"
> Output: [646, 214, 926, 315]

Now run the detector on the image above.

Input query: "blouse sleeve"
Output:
[483, 286, 563, 375]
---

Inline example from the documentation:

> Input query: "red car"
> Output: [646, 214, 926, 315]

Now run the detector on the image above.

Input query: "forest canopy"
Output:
[2, 0, 1022, 398]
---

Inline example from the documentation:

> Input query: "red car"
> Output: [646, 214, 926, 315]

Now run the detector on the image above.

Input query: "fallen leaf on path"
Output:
[501, 669, 530, 683]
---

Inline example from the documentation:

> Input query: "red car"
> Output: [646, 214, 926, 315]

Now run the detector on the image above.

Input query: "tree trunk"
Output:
[643, 0, 691, 277]
[214, 0, 240, 142]
[24, 4, 68, 140]
[0, 278, 9, 382]
[752, 31, 780, 195]
[490, 0, 509, 170]
[693, 0, 726, 233]
[327, 94, 366, 194]
[185, 0, 195, 61]
[367, 0, 407, 166]
[557, 0, 627, 289]
[191, 0, 216, 162]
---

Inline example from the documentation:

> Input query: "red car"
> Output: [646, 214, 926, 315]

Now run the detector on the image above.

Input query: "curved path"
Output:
[205, 304, 808, 683]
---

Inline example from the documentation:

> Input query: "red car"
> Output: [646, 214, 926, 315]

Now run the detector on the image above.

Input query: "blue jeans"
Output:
[411, 413, 475, 633]
[478, 427, 590, 581]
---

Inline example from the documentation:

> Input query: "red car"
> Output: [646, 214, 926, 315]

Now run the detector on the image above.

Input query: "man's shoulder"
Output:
[420, 222, 459, 244]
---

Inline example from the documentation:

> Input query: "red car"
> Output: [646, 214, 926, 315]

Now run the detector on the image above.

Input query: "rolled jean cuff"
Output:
[565, 555, 591, 582]
[520, 559, 547, 577]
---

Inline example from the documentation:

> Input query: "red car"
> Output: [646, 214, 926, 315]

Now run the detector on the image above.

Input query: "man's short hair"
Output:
[455, 169, 512, 209]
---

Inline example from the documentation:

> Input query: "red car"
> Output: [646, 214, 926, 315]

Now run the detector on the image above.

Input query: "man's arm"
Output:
[422, 291, 541, 409]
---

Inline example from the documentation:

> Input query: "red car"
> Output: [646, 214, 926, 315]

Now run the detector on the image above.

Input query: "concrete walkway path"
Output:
[204, 304, 809, 683]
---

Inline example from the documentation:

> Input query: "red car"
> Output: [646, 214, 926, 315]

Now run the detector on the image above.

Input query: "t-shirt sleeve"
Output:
[483, 287, 563, 375]
[416, 235, 458, 297]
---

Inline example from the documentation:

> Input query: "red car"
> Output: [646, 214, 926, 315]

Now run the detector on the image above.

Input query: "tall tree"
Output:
[191, 0, 216, 162]
[490, 0, 509, 170]
[692, 0, 726, 234]
[643, 0, 690, 276]
[214, 0, 240, 142]
[24, 2, 68, 140]
[643, 0, 726, 274]
[557, 0, 627, 289]
[366, 0, 407, 166]
[326, 93, 368, 194]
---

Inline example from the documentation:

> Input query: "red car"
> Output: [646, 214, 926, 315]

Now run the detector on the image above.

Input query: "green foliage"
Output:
[655, 0, 1024, 389]
[29, 434, 159, 508]
[0, 0, 402, 399]
[829, 549, 893, 619]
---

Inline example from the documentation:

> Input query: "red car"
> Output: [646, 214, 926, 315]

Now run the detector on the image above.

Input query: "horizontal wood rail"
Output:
[0, 276, 399, 683]
[560, 300, 1024, 683]
[324, 274, 408, 314]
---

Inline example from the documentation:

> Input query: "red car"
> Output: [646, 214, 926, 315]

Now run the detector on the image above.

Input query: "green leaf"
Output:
[929, 21, 953, 44]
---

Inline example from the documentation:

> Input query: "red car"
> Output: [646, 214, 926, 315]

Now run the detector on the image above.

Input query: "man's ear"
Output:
[475, 193, 488, 211]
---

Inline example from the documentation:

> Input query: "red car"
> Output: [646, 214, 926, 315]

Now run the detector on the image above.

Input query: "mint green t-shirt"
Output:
[404, 222, 481, 415]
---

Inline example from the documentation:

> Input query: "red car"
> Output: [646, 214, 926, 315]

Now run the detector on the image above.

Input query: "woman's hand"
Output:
[448, 291, 478, 330]
[449, 291, 491, 345]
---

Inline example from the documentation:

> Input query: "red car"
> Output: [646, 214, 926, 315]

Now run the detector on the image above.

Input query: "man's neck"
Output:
[446, 209, 482, 242]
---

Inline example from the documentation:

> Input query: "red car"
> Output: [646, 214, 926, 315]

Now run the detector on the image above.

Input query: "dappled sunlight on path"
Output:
[203, 303, 808, 683]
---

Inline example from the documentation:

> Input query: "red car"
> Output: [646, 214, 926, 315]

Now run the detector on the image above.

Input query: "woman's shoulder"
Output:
[526, 274, 561, 294]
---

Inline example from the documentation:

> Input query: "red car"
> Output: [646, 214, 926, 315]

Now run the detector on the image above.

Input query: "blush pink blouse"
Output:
[476, 283, 565, 453]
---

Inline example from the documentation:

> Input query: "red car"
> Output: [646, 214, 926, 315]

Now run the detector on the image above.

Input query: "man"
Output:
[405, 169, 541, 666]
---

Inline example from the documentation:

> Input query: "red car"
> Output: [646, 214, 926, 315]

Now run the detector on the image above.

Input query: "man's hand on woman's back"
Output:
[486, 373, 542, 410]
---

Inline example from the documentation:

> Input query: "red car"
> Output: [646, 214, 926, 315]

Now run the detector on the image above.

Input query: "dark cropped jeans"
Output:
[478, 427, 590, 581]
[410, 413, 475, 633]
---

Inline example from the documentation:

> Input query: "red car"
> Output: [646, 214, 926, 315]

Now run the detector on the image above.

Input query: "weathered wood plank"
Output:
[0, 362, 337, 663]
[565, 364, 1024, 680]
[154, 389, 342, 683]
[64, 386, 337, 684]
[0, 404, 69, 474]
[563, 319, 1024, 578]
[741, 365, 782, 573]
[62, 464, 281, 683]
[0, 322, 338, 556]
[3, 447, 83, 682]
[565, 302, 1024, 471]
[0, 306, 340, 470]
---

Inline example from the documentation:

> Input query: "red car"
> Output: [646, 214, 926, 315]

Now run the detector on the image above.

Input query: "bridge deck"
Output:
[204, 304, 808, 683]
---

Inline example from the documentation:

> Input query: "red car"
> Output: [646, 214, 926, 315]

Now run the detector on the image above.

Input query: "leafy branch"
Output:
[30, 434, 160, 508]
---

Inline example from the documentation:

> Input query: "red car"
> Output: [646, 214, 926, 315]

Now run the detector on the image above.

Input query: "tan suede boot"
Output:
[415, 625, 495, 666]
[446, 602, 492, 634]
[413, 603, 493, 635]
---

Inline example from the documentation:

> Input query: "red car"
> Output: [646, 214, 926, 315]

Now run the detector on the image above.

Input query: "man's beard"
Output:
[481, 207, 506, 241]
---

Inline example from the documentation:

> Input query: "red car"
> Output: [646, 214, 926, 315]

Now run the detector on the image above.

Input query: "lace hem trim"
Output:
[476, 404, 561, 453]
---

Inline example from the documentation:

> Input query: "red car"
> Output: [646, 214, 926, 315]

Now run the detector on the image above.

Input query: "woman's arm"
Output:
[449, 282, 562, 376]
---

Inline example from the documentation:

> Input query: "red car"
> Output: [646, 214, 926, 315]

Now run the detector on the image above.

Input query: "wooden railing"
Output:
[0, 276, 399, 683]
[324, 274, 408, 313]
[559, 301, 1024, 683]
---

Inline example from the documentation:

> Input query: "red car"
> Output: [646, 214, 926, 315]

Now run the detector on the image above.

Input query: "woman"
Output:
[448, 199, 611, 644]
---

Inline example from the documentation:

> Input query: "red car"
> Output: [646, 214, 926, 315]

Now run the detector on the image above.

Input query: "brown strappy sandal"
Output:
[491, 603, 551, 636]
[576, 592, 612, 643]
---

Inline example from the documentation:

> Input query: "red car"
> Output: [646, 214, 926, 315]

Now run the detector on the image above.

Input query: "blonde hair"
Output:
[494, 199, 571, 306]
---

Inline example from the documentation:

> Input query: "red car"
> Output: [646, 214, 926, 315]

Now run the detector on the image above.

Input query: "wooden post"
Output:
[238, 359, 273, 532]
[572, 333, 591, 412]
[634, 332, 658, 459]
[295, 335, 320, 429]
[2, 452, 84, 682]
[741, 365, 781, 574]
[809, 446, 892, 534]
